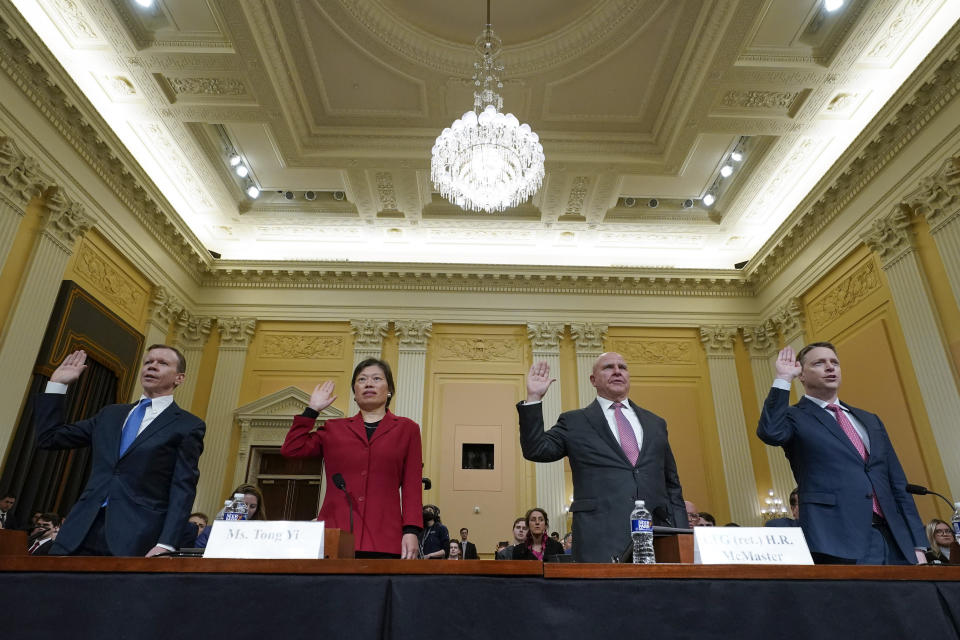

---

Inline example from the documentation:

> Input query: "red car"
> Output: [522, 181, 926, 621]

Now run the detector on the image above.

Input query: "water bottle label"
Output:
[224, 512, 242, 521]
[954, 521, 960, 537]
[631, 518, 652, 533]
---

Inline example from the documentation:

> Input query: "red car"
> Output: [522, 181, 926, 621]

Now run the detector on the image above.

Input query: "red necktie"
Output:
[826, 404, 883, 517]
[28, 540, 41, 554]
[612, 402, 640, 466]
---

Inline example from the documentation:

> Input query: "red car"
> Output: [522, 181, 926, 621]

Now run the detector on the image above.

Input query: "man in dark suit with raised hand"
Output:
[35, 345, 205, 557]
[757, 343, 926, 564]
[517, 352, 687, 563]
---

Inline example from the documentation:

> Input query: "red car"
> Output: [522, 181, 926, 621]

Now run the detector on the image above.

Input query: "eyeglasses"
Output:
[934, 528, 952, 535]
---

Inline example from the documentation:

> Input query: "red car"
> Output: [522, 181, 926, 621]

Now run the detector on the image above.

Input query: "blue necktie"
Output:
[119, 398, 152, 457]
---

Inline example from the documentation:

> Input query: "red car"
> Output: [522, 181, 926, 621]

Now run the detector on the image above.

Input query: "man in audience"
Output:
[0, 494, 16, 529]
[698, 512, 716, 526]
[685, 500, 699, 529]
[35, 346, 205, 557]
[757, 343, 927, 564]
[765, 488, 800, 527]
[458, 527, 479, 559]
[563, 532, 573, 555]
[519, 353, 687, 562]
[495, 517, 528, 559]
[28, 513, 60, 555]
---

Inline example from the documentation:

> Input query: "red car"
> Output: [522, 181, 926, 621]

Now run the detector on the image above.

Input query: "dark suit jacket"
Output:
[459, 540, 479, 559]
[757, 387, 925, 563]
[281, 411, 423, 555]
[764, 517, 800, 528]
[508, 536, 565, 561]
[518, 399, 686, 563]
[34, 392, 205, 556]
[30, 538, 55, 556]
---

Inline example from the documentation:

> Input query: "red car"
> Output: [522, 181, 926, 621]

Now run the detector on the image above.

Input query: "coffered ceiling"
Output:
[10, 0, 960, 269]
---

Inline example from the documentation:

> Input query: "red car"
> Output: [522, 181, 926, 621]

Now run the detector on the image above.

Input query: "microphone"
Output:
[332, 472, 354, 534]
[422, 477, 432, 490]
[906, 483, 955, 511]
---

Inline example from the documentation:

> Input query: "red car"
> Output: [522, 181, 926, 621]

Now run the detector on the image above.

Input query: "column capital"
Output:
[42, 188, 92, 250]
[910, 156, 960, 233]
[0, 135, 48, 209]
[742, 322, 777, 357]
[768, 298, 805, 341]
[527, 322, 564, 352]
[395, 320, 432, 348]
[217, 317, 256, 348]
[147, 286, 183, 329]
[350, 319, 389, 349]
[176, 313, 213, 349]
[862, 204, 914, 268]
[699, 325, 738, 357]
[570, 322, 607, 352]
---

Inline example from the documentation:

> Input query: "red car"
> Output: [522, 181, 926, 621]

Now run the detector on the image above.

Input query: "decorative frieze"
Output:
[807, 260, 881, 331]
[607, 339, 694, 364]
[435, 336, 522, 362]
[73, 240, 147, 320]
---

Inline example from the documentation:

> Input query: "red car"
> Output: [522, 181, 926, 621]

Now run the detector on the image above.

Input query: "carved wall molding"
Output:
[259, 334, 344, 359]
[175, 313, 213, 349]
[148, 286, 182, 329]
[349, 319, 389, 349]
[41, 188, 92, 250]
[0, 135, 49, 208]
[570, 322, 608, 352]
[527, 322, 565, 352]
[807, 259, 882, 332]
[72, 239, 147, 319]
[767, 298, 805, 339]
[742, 323, 777, 356]
[394, 320, 432, 348]
[719, 89, 799, 110]
[606, 338, 694, 364]
[216, 317, 257, 348]
[861, 204, 914, 269]
[699, 325, 738, 356]
[166, 76, 247, 97]
[435, 336, 523, 362]
[907, 155, 960, 233]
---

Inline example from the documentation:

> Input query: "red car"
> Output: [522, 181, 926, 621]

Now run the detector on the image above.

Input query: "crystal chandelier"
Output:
[430, 1, 544, 213]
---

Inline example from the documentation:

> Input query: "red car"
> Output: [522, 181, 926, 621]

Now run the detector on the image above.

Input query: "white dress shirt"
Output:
[595, 396, 644, 454]
[45, 382, 174, 437]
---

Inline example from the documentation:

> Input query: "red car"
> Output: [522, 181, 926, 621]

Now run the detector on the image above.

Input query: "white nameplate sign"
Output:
[204, 520, 325, 559]
[693, 527, 813, 564]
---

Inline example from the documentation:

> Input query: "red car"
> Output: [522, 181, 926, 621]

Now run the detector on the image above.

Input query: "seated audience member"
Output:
[189, 512, 209, 534]
[926, 519, 953, 564]
[448, 540, 462, 560]
[723, 523, 740, 527]
[765, 488, 800, 528]
[28, 513, 61, 555]
[685, 501, 699, 529]
[495, 517, 528, 559]
[563, 532, 573, 555]
[195, 484, 266, 549]
[0, 493, 16, 529]
[495, 541, 510, 556]
[698, 512, 716, 526]
[550, 531, 560, 542]
[419, 504, 449, 559]
[508, 508, 564, 561]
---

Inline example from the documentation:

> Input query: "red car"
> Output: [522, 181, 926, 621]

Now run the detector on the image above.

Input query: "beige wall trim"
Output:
[528, 321, 567, 536]
[394, 320, 432, 428]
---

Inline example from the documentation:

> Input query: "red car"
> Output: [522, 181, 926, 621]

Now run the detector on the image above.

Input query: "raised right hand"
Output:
[50, 350, 87, 385]
[308, 380, 337, 411]
[774, 346, 802, 382]
[526, 361, 555, 402]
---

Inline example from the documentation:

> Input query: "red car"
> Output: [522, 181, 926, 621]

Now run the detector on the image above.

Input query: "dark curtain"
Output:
[2, 359, 118, 520]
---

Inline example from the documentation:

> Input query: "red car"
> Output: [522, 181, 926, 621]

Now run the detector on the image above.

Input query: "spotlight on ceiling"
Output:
[623, 197, 637, 208]
[228, 153, 241, 167]
[681, 199, 694, 209]
[304, 191, 317, 201]
[283, 191, 295, 201]
[731, 151, 743, 162]
[824, 0, 844, 12]
[246, 185, 260, 199]
[235, 165, 249, 178]
[134, 0, 155, 7]
[647, 198, 659, 209]
[333, 191, 346, 201]
[720, 164, 733, 178]
[703, 193, 716, 207]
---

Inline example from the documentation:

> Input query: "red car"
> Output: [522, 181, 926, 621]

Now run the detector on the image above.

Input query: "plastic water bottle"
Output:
[630, 500, 655, 564]
[952, 501, 960, 545]
[215, 499, 231, 521]
[223, 493, 248, 521]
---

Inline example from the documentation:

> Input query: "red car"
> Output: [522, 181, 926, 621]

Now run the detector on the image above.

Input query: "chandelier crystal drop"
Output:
[431, 5, 544, 213]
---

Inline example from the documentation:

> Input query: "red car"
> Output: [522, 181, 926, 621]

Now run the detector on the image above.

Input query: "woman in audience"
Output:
[507, 507, 564, 561]
[282, 358, 422, 559]
[194, 483, 266, 548]
[447, 540, 462, 559]
[926, 519, 953, 564]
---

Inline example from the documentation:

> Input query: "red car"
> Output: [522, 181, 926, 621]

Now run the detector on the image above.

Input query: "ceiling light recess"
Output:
[430, 0, 544, 213]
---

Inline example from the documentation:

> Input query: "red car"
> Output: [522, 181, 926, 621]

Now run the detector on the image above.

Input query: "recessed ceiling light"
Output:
[824, 0, 844, 12]
[703, 193, 715, 206]
[720, 164, 733, 177]
[246, 185, 260, 198]
[731, 151, 743, 162]
[228, 153, 241, 166]
[134, 0, 155, 7]
[235, 165, 249, 178]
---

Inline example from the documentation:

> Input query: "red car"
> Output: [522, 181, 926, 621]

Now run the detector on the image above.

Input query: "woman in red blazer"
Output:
[281, 358, 423, 558]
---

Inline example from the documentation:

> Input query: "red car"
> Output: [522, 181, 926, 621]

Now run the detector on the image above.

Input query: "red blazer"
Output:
[281, 410, 423, 555]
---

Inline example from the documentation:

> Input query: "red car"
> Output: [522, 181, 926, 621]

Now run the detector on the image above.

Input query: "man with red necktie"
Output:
[757, 342, 927, 564]
[518, 352, 687, 563]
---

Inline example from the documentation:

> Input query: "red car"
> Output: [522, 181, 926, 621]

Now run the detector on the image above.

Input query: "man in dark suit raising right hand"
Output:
[517, 352, 687, 563]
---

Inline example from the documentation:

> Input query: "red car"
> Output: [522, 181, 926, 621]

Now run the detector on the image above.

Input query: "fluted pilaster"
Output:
[700, 325, 760, 525]
[0, 135, 48, 268]
[527, 322, 567, 534]
[0, 189, 91, 463]
[193, 317, 256, 514]
[570, 322, 607, 407]
[172, 311, 212, 411]
[348, 320, 389, 415]
[913, 156, 960, 309]
[394, 320, 431, 427]
[743, 323, 796, 498]
[863, 207, 960, 498]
